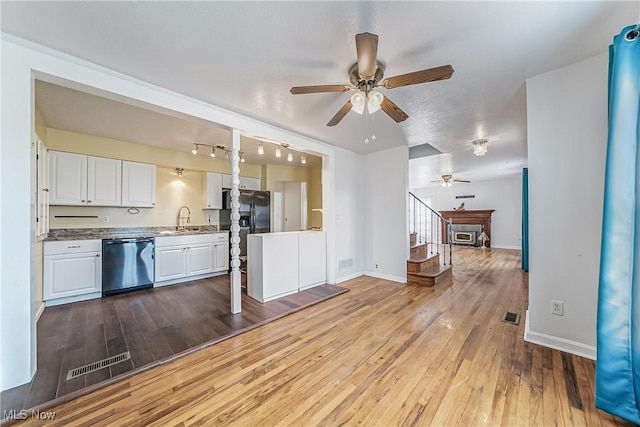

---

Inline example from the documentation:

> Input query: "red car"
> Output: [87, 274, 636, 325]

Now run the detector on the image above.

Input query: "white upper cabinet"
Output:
[241, 176, 261, 191]
[87, 156, 122, 206]
[36, 139, 49, 237]
[222, 173, 232, 189]
[49, 151, 87, 205]
[222, 174, 261, 190]
[122, 161, 156, 207]
[49, 151, 122, 206]
[203, 172, 223, 209]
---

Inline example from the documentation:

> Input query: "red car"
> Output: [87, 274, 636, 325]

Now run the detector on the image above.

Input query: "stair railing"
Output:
[409, 192, 453, 265]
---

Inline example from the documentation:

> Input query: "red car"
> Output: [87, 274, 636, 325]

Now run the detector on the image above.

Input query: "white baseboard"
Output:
[491, 245, 521, 250]
[154, 270, 227, 287]
[364, 271, 406, 284]
[35, 302, 45, 322]
[45, 291, 102, 307]
[334, 271, 365, 284]
[523, 310, 596, 360]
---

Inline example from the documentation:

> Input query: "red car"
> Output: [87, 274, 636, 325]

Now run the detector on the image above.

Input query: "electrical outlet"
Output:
[102, 216, 109, 223]
[551, 300, 564, 316]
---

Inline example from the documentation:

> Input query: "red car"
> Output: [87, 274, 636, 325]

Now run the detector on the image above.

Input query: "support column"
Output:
[229, 129, 242, 313]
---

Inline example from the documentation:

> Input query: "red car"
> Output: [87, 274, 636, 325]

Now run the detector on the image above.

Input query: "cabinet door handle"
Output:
[43, 188, 49, 192]
[96, 254, 100, 257]
[81, 200, 85, 203]
[67, 245, 80, 248]
[87, 200, 92, 203]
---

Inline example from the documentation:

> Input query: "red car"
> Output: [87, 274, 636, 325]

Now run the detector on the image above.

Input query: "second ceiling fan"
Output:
[290, 32, 454, 127]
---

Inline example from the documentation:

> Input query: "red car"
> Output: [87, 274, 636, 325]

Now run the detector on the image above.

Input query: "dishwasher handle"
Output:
[103, 237, 155, 245]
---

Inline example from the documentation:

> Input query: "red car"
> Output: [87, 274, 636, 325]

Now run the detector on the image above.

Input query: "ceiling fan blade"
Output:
[380, 96, 409, 123]
[453, 179, 471, 183]
[327, 100, 353, 127]
[355, 32, 379, 80]
[290, 85, 351, 95]
[382, 65, 454, 89]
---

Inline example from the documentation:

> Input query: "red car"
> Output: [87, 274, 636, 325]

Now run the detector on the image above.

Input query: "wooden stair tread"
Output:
[407, 264, 452, 278]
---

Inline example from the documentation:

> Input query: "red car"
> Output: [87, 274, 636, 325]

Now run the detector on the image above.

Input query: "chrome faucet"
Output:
[177, 206, 191, 231]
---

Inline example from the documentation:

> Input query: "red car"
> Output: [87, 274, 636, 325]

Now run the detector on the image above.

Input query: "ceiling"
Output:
[34, 80, 322, 167]
[2, 1, 636, 186]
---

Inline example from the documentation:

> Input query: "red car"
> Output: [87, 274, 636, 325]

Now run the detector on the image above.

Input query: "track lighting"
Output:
[275, 147, 281, 158]
[176, 168, 184, 177]
[192, 145, 199, 155]
[210, 147, 216, 158]
[240, 152, 245, 163]
[287, 151, 293, 162]
[301, 155, 307, 165]
[258, 143, 264, 155]
[224, 150, 229, 160]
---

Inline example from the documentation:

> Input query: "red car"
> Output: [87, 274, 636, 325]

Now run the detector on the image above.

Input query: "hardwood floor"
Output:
[0, 275, 347, 417]
[10, 248, 634, 426]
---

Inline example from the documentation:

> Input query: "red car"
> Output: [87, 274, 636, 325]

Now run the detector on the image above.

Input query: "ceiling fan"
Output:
[290, 32, 454, 127]
[433, 174, 471, 187]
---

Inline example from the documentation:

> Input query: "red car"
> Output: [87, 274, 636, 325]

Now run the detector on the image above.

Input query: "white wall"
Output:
[364, 145, 409, 283]
[525, 52, 608, 359]
[1, 39, 37, 393]
[412, 173, 523, 249]
[333, 147, 366, 282]
[0, 34, 345, 391]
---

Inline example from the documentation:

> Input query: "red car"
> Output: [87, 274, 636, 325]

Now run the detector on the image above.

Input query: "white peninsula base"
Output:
[247, 231, 327, 303]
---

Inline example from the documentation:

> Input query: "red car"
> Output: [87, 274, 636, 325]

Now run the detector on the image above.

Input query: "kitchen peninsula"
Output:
[247, 231, 327, 303]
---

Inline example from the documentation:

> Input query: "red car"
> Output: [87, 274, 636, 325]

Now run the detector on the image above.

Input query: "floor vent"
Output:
[502, 311, 520, 325]
[66, 351, 131, 380]
[339, 258, 353, 271]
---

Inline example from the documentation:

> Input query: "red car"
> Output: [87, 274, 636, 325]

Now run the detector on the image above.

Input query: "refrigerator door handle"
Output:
[251, 204, 256, 233]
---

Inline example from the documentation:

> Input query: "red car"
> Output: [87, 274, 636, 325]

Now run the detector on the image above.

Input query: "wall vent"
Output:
[339, 258, 353, 271]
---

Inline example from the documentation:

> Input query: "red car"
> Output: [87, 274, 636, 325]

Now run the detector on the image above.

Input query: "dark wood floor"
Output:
[0, 275, 347, 415]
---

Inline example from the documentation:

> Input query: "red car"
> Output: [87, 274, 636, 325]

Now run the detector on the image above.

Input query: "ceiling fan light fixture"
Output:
[367, 90, 383, 114]
[350, 92, 365, 115]
[258, 143, 264, 155]
[473, 138, 488, 156]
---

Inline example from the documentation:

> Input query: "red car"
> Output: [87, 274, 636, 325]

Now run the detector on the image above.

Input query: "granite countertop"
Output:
[46, 226, 229, 241]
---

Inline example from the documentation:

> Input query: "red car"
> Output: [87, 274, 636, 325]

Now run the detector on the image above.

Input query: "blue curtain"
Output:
[521, 168, 529, 271]
[596, 24, 640, 423]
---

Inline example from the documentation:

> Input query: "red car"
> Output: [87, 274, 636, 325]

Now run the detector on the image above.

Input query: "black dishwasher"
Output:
[102, 237, 154, 296]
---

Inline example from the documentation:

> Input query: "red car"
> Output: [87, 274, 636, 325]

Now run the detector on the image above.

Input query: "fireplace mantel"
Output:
[439, 209, 495, 247]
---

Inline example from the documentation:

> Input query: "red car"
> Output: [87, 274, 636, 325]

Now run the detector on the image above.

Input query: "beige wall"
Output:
[309, 166, 322, 229]
[45, 128, 262, 177]
[34, 106, 47, 144]
[264, 164, 323, 229]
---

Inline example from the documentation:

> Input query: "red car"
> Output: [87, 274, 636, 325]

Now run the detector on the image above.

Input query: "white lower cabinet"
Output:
[155, 245, 187, 282]
[186, 243, 214, 276]
[155, 233, 228, 285]
[213, 242, 229, 272]
[44, 240, 102, 303]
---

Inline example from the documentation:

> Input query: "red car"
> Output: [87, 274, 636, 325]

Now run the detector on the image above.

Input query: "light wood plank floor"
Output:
[16, 248, 633, 426]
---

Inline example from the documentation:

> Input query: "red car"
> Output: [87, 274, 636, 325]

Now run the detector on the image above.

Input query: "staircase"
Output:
[407, 192, 453, 287]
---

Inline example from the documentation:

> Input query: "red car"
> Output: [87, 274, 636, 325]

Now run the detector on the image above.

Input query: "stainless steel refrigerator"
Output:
[220, 189, 270, 257]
